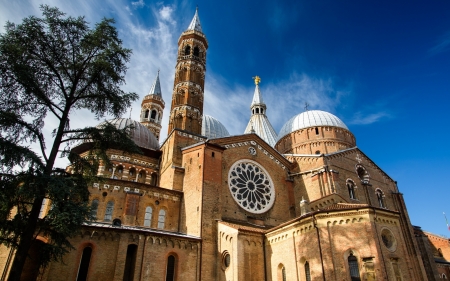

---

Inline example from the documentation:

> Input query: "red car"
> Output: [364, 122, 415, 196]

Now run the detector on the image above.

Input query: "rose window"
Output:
[228, 160, 275, 214]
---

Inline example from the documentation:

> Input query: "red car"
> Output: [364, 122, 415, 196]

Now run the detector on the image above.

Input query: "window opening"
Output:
[144, 110, 149, 119]
[184, 45, 191, 55]
[376, 190, 385, 208]
[151, 110, 157, 119]
[91, 199, 99, 219]
[158, 209, 166, 229]
[347, 181, 356, 200]
[282, 267, 286, 281]
[348, 253, 361, 281]
[104, 201, 114, 221]
[193, 46, 200, 57]
[315, 127, 319, 135]
[123, 244, 137, 281]
[144, 207, 153, 227]
[212, 152, 215, 158]
[76, 246, 92, 281]
[256, 108, 259, 114]
[305, 261, 311, 281]
[166, 255, 176, 281]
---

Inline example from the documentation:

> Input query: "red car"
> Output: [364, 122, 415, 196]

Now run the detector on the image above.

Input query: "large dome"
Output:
[98, 118, 159, 150]
[202, 115, 230, 139]
[278, 110, 348, 140]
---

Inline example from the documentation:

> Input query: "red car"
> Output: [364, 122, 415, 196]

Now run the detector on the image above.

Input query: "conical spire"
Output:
[148, 70, 162, 96]
[244, 76, 278, 146]
[251, 77, 264, 106]
[187, 7, 203, 33]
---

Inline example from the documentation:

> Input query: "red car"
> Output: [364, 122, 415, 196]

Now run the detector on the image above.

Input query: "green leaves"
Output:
[0, 5, 142, 277]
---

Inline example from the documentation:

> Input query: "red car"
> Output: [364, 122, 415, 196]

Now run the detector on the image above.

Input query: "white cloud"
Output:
[131, 0, 145, 8]
[349, 111, 390, 125]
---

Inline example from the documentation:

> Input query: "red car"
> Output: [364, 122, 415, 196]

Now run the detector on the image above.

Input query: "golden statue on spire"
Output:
[253, 76, 261, 85]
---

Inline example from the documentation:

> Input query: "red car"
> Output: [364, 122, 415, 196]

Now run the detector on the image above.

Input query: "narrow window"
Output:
[76, 246, 92, 281]
[261, 109, 264, 114]
[348, 253, 361, 281]
[151, 110, 157, 119]
[256, 108, 259, 114]
[347, 181, 356, 200]
[305, 261, 311, 281]
[376, 190, 385, 208]
[144, 109, 149, 119]
[158, 209, 166, 229]
[123, 244, 138, 281]
[193, 46, 200, 57]
[104, 201, 114, 221]
[117, 166, 123, 174]
[144, 207, 153, 227]
[212, 152, 215, 158]
[315, 127, 319, 135]
[165, 255, 176, 281]
[282, 267, 286, 281]
[151, 173, 158, 186]
[184, 45, 191, 55]
[91, 199, 99, 219]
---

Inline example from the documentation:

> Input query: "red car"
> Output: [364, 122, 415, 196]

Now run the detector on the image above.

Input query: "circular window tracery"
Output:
[228, 160, 275, 214]
[381, 228, 397, 251]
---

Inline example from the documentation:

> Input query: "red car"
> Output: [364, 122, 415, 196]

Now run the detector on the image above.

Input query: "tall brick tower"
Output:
[140, 71, 165, 141]
[167, 8, 208, 135]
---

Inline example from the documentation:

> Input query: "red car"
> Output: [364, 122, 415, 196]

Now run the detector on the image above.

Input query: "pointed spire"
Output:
[187, 7, 203, 33]
[251, 76, 264, 106]
[148, 70, 162, 97]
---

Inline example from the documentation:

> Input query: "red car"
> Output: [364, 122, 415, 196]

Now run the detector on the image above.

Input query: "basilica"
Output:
[1, 9, 449, 281]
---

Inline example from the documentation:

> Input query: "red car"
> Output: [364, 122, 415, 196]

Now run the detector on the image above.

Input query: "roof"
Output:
[147, 70, 162, 97]
[202, 115, 230, 139]
[244, 115, 278, 147]
[278, 110, 348, 140]
[187, 8, 203, 33]
[98, 118, 159, 150]
[244, 83, 278, 147]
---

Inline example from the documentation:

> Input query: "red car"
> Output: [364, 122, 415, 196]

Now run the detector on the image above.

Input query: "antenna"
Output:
[304, 102, 309, 111]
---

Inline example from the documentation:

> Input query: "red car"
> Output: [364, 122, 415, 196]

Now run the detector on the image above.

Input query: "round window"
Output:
[228, 160, 275, 214]
[381, 228, 397, 251]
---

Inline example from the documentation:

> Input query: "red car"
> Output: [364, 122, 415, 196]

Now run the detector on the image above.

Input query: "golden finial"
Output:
[252, 76, 261, 85]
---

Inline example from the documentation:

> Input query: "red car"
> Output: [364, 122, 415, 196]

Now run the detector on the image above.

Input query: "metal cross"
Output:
[304, 102, 309, 111]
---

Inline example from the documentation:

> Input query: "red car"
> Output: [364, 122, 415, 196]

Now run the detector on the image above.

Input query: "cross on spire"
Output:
[304, 102, 309, 111]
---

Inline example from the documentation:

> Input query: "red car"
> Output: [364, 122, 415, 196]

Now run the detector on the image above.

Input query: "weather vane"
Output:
[252, 76, 261, 85]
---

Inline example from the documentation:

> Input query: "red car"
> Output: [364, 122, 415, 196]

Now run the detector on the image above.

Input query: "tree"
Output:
[0, 6, 141, 281]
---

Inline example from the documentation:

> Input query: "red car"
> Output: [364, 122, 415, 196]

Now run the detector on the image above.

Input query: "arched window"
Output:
[184, 45, 191, 55]
[123, 244, 137, 281]
[348, 253, 361, 281]
[144, 109, 149, 119]
[117, 165, 123, 174]
[256, 108, 259, 114]
[443, 273, 447, 279]
[376, 190, 385, 208]
[305, 261, 311, 281]
[144, 207, 153, 227]
[104, 201, 114, 221]
[165, 255, 176, 281]
[76, 246, 92, 281]
[151, 110, 157, 119]
[281, 267, 286, 281]
[158, 209, 166, 229]
[356, 164, 370, 184]
[129, 167, 136, 181]
[193, 46, 200, 57]
[347, 180, 356, 200]
[138, 170, 146, 183]
[151, 173, 158, 186]
[91, 199, 99, 219]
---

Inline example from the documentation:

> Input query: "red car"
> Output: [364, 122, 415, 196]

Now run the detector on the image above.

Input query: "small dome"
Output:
[278, 110, 348, 140]
[98, 118, 159, 150]
[202, 115, 230, 139]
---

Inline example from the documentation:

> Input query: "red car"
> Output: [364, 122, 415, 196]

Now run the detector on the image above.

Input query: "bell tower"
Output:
[140, 71, 165, 141]
[167, 8, 208, 135]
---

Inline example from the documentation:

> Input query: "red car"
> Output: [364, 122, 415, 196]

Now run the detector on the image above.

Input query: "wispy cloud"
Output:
[349, 111, 390, 125]
[429, 31, 450, 55]
[131, 0, 145, 8]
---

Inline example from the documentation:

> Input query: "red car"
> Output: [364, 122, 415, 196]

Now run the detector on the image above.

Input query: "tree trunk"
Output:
[7, 195, 44, 281]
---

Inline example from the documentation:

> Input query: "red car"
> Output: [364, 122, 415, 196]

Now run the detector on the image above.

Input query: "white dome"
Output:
[202, 115, 230, 139]
[278, 110, 348, 140]
[98, 118, 159, 150]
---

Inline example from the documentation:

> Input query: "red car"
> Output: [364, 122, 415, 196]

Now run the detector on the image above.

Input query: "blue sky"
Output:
[1, 0, 450, 236]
